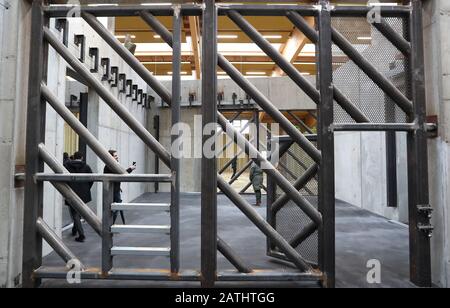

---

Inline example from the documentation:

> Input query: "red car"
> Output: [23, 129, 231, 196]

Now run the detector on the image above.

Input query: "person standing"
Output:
[250, 162, 264, 207]
[104, 150, 136, 224]
[231, 156, 237, 179]
[64, 151, 94, 242]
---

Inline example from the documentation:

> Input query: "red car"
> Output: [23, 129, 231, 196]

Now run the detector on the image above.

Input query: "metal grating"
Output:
[332, 17, 410, 124]
[272, 141, 318, 264]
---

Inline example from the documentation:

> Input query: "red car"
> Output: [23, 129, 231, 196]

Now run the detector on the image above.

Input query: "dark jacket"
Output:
[64, 160, 94, 204]
[104, 165, 133, 203]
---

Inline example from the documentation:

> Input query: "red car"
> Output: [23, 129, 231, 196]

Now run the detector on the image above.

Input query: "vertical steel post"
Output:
[22, 0, 48, 288]
[102, 181, 114, 276]
[201, 0, 218, 288]
[78, 92, 89, 159]
[317, 0, 335, 288]
[407, 0, 432, 287]
[170, 6, 182, 274]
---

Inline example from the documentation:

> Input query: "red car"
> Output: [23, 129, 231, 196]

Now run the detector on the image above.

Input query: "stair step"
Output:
[111, 225, 170, 234]
[111, 246, 170, 256]
[111, 203, 170, 211]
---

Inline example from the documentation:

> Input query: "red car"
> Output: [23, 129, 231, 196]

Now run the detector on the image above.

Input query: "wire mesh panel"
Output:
[269, 140, 319, 265]
[332, 17, 410, 123]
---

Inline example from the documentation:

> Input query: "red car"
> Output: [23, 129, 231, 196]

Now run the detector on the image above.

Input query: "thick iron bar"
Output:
[372, 18, 411, 56]
[331, 27, 413, 115]
[171, 7, 182, 274]
[271, 164, 319, 215]
[407, 0, 432, 287]
[141, 8, 320, 163]
[82, 12, 172, 104]
[217, 55, 321, 163]
[34, 173, 172, 183]
[331, 123, 418, 132]
[317, 0, 335, 288]
[217, 237, 253, 273]
[228, 10, 320, 104]
[43, 27, 171, 167]
[102, 181, 114, 275]
[41, 84, 126, 174]
[286, 11, 370, 123]
[22, 0, 47, 288]
[217, 176, 311, 272]
[36, 217, 83, 267]
[38, 144, 103, 236]
[201, 0, 218, 288]
[43, 4, 410, 18]
[217, 113, 322, 226]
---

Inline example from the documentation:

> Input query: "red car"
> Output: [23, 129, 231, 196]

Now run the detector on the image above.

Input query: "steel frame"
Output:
[22, 0, 431, 288]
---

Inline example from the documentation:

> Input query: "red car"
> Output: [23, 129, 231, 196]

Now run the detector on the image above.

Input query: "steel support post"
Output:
[170, 7, 182, 274]
[317, 1, 335, 288]
[22, 0, 47, 288]
[102, 181, 114, 276]
[78, 93, 88, 159]
[201, 0, 218, 288]
[407, 0, 432, 287]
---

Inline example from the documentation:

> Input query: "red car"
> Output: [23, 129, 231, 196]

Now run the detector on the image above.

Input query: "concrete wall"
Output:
[62, 17, 152, 218]
[332, 17, 410, 221]
[423, 0, 450, 288]
[0, 0, 30, 288]
[0, 2, 153, 287]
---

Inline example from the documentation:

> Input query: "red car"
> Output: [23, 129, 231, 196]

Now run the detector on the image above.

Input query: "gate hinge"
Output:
[417, 223, 434, 238]
[426, 115, 438, 138]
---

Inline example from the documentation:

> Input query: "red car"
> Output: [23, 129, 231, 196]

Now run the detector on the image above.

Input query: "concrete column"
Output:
[0, 0, 31, 287]
[423, 0, 450, 288]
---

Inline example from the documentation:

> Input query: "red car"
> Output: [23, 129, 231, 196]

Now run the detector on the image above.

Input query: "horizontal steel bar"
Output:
[111, 246, 170, 257]
[111, 203, 170, 211]
[43, 5, 410, 18]
[33, 267, 321, 282]
[111, 225, 171, 234]
[33, 267, 201, 281]
[34, 173, 172, 183]
[331, 123, 418, 132]
[216, 270, 322, 282]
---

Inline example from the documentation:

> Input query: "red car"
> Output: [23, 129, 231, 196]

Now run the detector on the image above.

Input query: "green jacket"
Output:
[250, 163, 264, 190]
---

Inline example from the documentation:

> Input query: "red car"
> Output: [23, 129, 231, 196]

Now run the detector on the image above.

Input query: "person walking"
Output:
[231, 156, 237, 179]
[64, 151, 93, 242]
[249, 161, 264, 207]
[104, 150, 136, 224]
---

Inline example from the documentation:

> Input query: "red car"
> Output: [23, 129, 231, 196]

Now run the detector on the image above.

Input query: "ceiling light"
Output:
[115, 35, 136, 39]
[357, 37, 372, 41]
[263, 35, 283, 39]
[301, 73, 311, 76]
[293, 62, 315, 65]
[246, 72, 267, 75]
[142, 61, 191, 65]
[218, 35, 239, 39]
[154, 35, 161, 39]
[168, 72, 188, 75]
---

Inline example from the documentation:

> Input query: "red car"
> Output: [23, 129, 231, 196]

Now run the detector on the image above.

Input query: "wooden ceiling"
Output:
[107, 1, 405, 78]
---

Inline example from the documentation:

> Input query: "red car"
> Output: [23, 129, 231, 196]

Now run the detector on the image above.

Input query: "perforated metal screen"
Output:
[332, 17, 410, 124]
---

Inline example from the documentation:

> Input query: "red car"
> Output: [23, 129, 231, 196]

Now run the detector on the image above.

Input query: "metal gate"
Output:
[22, 0, 432, 288]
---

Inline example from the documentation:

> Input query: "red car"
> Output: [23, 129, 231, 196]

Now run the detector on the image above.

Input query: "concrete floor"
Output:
[41, 193, 415, 288]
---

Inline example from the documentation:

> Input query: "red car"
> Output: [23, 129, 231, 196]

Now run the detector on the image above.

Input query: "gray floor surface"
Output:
[40, 192, 414, 288]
